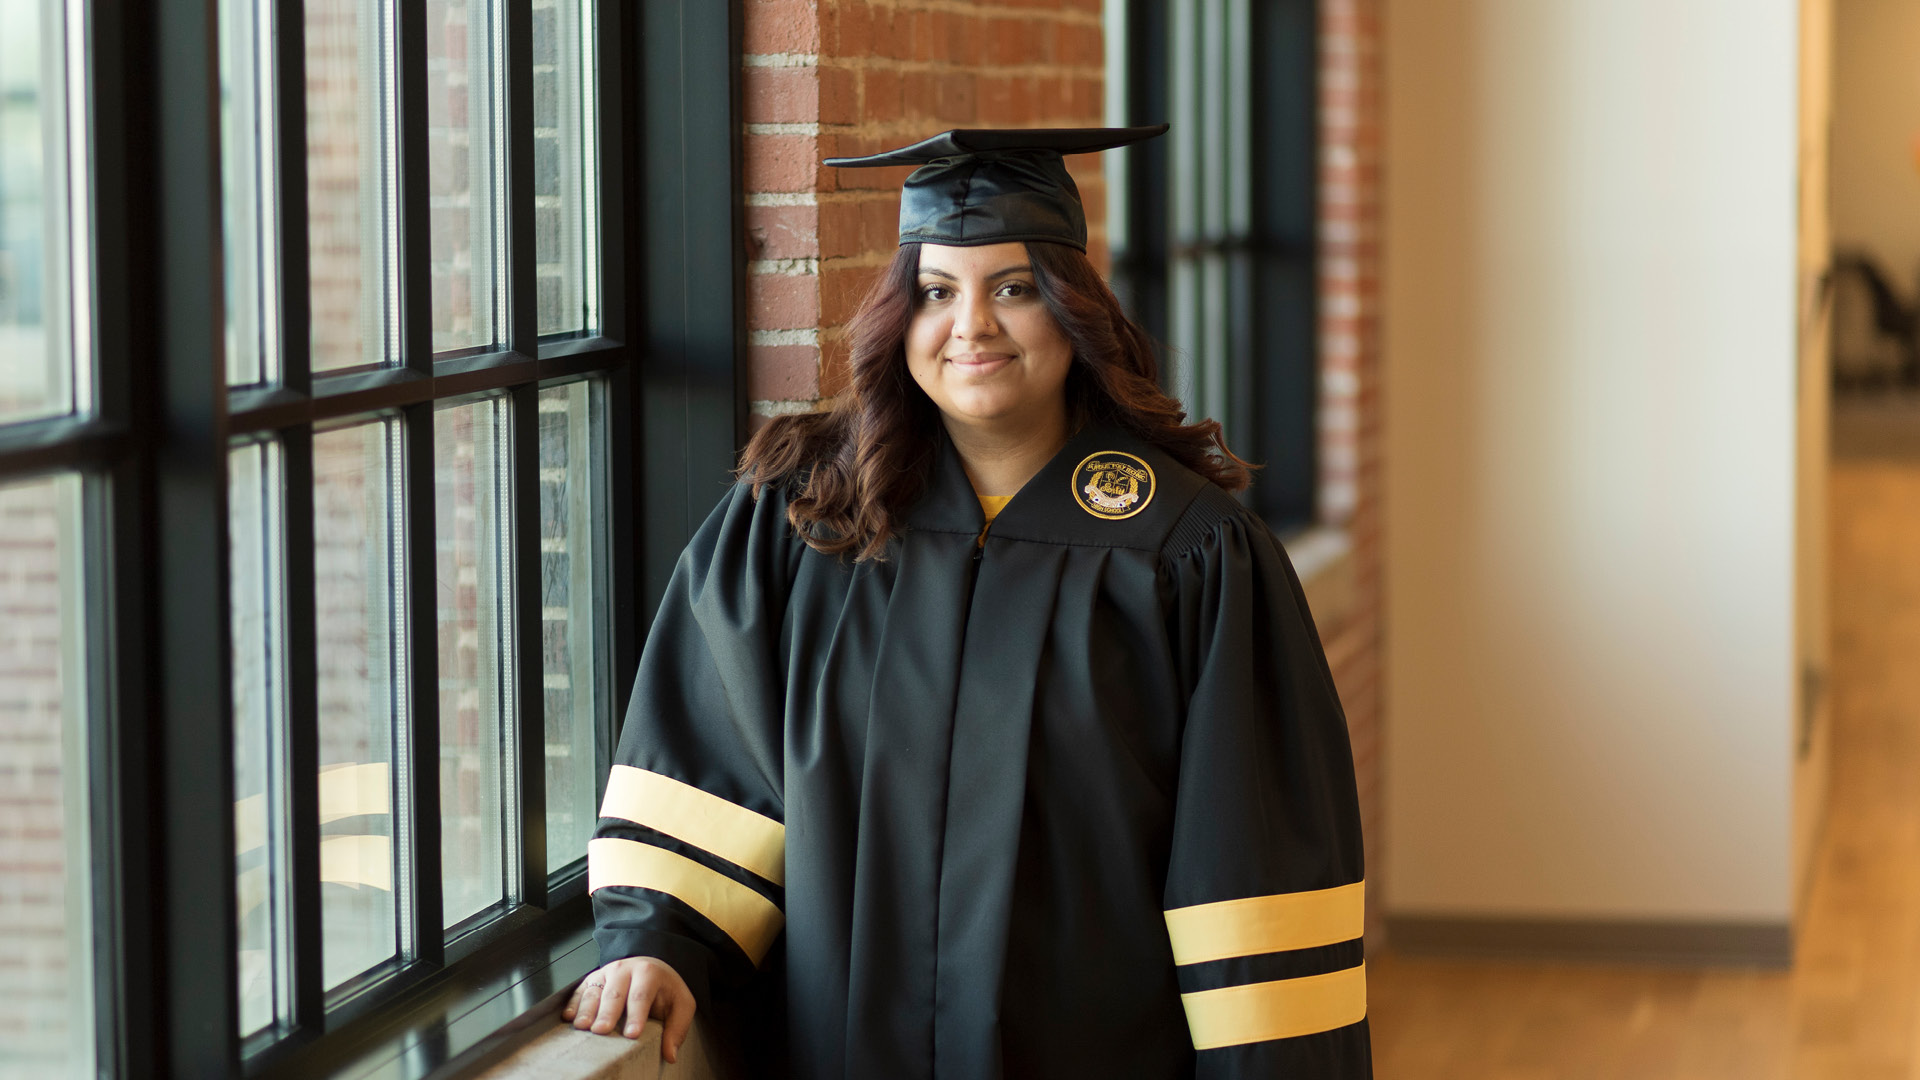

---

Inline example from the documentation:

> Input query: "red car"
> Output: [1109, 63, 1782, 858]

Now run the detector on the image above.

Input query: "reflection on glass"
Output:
[428, 0, 505, 353]
[313, 420, 404, 986]
[307, 0, 397, 372]
[219, 0, 278, 386]
[0, 475, 93, 1073]
[435, 398, 513, 927]
[0, 0, 81, 422]
[532, 0, 597, 336]
[539, 381, 600, 871]
[230, 440, 290, 1036]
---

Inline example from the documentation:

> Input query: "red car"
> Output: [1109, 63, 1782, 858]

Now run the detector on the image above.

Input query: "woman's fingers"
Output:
[625, 980, 654, 1040]
[659, 983, 695, 1065]
[568, 957, 693, 1054]
[589, 967, 631, 1035]
[568, 979, 601, 1029]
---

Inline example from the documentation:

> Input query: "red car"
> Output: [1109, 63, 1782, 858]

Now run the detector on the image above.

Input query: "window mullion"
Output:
[276, 0, 312, 395]
[1248, 0, 1320, 526]
[397, 0, 433, 374]
[636, 0, 744, 608]
[510, 387, 548, 905]
[401, 403, 445, 963]
[136, 0, 243, 1068]
[593, 0, 625, 344]
[506, 0, 537, 359]
[594, 372, 629, 847]
[270, 0, 320, 1036]
[281, 427, 325, 1038]
[88, 0, 138, 1056]
[395, 0, 442, 964]
[99, 464, 154, 1079]
[588, 0, 629, 858]
[147, 113, 237, 1080]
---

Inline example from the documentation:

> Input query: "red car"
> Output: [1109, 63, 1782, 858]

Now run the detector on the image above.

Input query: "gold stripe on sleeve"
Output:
[1164, 880, 1365, 965]
[599, 765, 786, 885]
[1179, 962, 1368, 1050]
[587, 837, 784, 965]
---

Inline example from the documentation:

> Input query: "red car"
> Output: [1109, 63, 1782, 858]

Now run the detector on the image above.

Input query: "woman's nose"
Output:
[951, 292, 999, 339]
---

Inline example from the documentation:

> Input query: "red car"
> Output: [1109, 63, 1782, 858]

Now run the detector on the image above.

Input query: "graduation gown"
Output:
[589, 422, 1372, 1079]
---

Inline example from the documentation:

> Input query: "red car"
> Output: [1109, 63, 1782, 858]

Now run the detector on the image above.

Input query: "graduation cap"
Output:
[823, 125, 1169, 252]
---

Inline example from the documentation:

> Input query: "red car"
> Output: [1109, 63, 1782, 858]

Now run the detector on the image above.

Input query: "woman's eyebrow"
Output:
[918, 265, 1033, 282]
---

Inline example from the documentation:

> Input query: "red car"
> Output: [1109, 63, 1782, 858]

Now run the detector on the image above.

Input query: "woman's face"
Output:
[905, 242, 1073, 432]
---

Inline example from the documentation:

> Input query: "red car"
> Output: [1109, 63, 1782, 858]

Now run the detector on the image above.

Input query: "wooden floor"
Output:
[1367, 458, 1920, 1079]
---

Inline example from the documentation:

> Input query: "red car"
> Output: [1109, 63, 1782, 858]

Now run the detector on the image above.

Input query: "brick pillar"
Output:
[1316, 0, 1386, 936]
[740, 0, 1107, 428]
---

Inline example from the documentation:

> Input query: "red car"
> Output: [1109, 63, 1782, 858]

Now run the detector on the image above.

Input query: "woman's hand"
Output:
[561, 956, 697, 1062]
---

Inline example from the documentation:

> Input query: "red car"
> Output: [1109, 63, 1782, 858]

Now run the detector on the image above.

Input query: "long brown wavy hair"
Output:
[738, 240, 1253, 561]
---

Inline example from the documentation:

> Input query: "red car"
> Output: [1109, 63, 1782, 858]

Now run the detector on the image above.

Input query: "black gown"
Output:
[589, 422, 1372, 1079]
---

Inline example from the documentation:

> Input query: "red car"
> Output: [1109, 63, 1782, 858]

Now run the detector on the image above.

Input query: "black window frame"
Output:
[1108, 0, 1321, 530]
[0, 0, 744, 1075]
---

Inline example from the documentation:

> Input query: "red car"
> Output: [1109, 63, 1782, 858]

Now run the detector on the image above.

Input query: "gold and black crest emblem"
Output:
[1071, 451, 1156, 520]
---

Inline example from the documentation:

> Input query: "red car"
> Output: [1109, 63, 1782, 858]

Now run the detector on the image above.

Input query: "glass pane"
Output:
[434, 398, 512, 927]
[0, 0, 81, 422]
[532, 0, 597, 336]
[538, 381, 599, 872]
[230, 440, 290, 1036]
[307, 0, 397, 372]
[220, 0, 279, 386]
[428, 0, 505, 353]
[313, 419, 404, 986]
[0, 474, 93, 1074]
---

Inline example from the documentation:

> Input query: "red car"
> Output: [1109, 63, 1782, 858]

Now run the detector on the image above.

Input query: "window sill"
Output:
[1280, 523, 1358, 630]
[256, 897, 601, 1080]
[468, 1018, 731, 1080]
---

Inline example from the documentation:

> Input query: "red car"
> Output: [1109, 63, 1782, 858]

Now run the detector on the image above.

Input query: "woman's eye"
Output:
[919, 285, 951, 302]
[999, 281, 1033, 298]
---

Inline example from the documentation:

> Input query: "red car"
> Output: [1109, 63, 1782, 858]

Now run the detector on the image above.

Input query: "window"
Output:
[0, 0, 94, 1072]
[1106, 0, 1320, 529]
[0, 0, 88, 424]
[0, 473, 92, 1074]
[0, 0, 743, 1076]
[219, 0, 627, 1049]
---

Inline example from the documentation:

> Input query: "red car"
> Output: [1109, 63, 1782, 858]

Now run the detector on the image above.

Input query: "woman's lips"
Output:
[948, 352, 1015, 375]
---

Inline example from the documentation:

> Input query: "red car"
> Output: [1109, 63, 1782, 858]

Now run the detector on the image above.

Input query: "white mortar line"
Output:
[750, 399, 826, 416]
[746, 122, 822, 136]
[746, 192, 819, 207]
[749, 258, 821, 276]
[742, 53, 819, 68]
[750, 329, 819, 347]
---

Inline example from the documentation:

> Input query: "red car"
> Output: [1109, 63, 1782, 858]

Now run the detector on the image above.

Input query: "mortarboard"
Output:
[823, 125, 1170, 252]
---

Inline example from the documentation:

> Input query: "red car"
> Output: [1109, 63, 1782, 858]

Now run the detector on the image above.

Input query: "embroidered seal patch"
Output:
[1072, 451, 1156, 521]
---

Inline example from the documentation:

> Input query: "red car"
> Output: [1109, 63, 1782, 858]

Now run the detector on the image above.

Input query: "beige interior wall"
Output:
[1830, 0, 1920, 286]
[1382, 0, 1804, 922]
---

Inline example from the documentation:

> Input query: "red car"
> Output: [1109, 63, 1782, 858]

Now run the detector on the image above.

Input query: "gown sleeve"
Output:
[1159, 493, 1373, 1078]
[588, 481, 793, 1010]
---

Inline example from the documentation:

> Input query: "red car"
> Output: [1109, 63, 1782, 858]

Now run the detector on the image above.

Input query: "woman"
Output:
[562, 127, 1372, 1079]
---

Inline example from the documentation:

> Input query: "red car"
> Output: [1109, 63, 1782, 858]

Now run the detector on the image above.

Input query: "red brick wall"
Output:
[1316, 0, 1385, 934]
[740, 0, 1107, 424]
